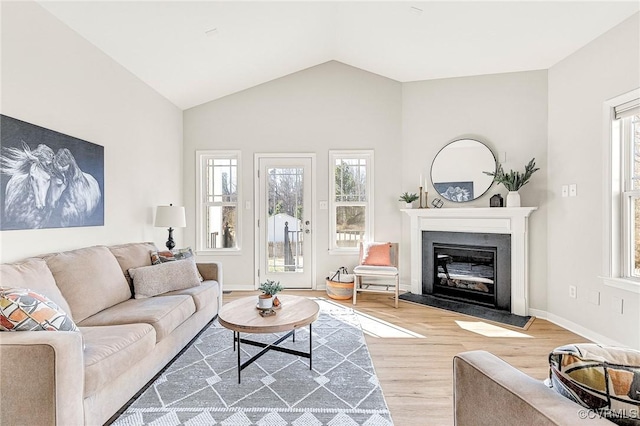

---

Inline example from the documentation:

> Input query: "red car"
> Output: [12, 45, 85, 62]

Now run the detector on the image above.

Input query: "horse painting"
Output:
[0, 142, 102, 230]
[53, 148, 101, 227]
[1, 143, 56, 228]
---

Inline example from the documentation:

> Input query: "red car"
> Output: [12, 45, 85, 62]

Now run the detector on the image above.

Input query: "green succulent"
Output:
[484, 158, 540, 191]
[259, 279, 283, 296]
[399, 192, 420, 203]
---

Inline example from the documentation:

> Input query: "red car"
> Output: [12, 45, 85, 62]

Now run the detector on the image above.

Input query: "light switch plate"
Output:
[319, 201, 328, 210]
[611, 296, 624, 314]
[569, 184, 577, 197]
[561, 185, 568, 197]
[588, 290, 600, 305]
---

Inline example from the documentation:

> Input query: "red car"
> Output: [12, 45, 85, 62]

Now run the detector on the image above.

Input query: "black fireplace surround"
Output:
[422, 231, 511, 311]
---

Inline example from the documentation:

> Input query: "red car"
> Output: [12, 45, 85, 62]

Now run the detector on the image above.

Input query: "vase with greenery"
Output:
[399, 192, 419, 208]
[483, 158, 539, 207]
[259, 279, 283, 307]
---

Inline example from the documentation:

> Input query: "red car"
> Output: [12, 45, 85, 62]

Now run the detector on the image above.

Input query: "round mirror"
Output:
[430, 139, 496, 203]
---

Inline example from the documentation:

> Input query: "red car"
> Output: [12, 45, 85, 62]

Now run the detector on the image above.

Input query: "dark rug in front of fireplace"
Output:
[399, 293, 533, 329]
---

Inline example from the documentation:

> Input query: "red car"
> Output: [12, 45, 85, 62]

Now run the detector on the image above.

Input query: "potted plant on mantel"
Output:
[483, 158, 539, 207]
[259, 279, 284, 308]
[399, 192, 420, 208]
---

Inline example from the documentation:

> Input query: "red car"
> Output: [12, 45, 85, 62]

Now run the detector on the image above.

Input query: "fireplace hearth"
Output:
[423, 231, 511, 311]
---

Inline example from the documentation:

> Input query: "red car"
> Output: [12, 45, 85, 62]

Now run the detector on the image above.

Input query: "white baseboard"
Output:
[528, 308, 624, 347]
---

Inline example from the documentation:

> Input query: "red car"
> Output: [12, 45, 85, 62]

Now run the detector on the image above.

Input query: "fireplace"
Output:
[423, 231, 511, 311]
[403, 207, 536, 316]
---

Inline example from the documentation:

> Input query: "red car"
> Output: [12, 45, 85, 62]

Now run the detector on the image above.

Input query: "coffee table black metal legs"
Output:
[232, 324, 313, 383]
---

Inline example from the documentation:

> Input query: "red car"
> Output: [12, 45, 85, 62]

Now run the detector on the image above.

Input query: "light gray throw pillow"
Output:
[129, 260, 201, 299]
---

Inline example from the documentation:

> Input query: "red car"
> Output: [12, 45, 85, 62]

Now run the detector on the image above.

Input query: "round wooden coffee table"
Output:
[218, 295, 319, 383]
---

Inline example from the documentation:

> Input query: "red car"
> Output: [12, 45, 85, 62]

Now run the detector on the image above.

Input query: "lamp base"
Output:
[165, 227, 175, 250]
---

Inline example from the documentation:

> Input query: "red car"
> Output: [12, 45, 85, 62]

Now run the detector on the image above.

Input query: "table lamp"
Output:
[154, 204, 186, 250]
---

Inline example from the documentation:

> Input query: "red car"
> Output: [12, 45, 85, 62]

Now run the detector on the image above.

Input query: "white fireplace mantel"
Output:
[402, 207, 537, 316]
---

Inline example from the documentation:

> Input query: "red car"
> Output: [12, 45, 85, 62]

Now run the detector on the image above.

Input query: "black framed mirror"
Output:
[430, 139, 496, 203]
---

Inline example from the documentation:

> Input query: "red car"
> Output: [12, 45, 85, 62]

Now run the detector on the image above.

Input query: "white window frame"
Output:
[602, 89, 640, 293]
[196, 150, 242, 255]
[329, 150, 374, 254]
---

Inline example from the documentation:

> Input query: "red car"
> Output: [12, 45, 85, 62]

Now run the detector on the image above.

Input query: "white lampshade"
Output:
[154, 205, 186, 228]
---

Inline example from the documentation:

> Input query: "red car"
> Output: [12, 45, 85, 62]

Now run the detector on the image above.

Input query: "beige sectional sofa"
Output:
[0, 242, 222, 426]
[453, 350, 615, 425]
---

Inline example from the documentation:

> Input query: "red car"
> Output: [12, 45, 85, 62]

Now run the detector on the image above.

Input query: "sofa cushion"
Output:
[81, 323, 156, 397]
[78, 295, 195, 342]
[549, 343, 640, 424]
[130, 260, 201, 299]
[0, 288, 78, 331]
[108, 242, 157, 294]
[0, 257, 73, 319]
[163, 280, 219, 311]
[150, 247, 204, 281]
[42, 246, 131, 323]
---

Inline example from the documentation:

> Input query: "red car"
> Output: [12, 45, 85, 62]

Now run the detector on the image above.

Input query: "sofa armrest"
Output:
[197, 261, 223, 310]
[453, 350, 614, 425]
[0, 331, 84, 426]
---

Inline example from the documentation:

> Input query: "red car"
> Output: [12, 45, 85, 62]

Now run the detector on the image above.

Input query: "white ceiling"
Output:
[38, 1, 640, 110]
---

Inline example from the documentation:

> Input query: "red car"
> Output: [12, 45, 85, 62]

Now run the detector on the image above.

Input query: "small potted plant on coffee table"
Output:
[259, 279, 284, 308]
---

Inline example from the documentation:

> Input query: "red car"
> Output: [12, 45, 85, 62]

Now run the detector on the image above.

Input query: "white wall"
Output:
[401, 71, 549, 310]
[0, 1, 183, 262]
[184, 61, 402, 289]
[548, 13, 640, 349]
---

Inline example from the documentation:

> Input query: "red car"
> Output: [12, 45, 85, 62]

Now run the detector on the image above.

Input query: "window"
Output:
[604, 91, 640, 290]
[196, 151, 241, 253]
[329, 150, 373, 252]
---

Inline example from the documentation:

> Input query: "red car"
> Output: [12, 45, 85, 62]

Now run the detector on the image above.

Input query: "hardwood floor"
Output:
[223, 290, 590, 425]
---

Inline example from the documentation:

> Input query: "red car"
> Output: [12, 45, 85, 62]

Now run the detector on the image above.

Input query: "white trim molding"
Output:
[403, 207, 536, 316]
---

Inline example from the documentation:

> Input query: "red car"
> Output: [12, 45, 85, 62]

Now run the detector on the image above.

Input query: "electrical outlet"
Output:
[245, 201, 251, 210]
[569, 285, 577, 299]
[319, 201, 328, 210]
[561, 185, 568, 197]
[569, 184, 577, 197]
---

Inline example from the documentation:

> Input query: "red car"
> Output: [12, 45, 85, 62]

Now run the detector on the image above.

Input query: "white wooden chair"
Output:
[352, 242, 400, 308]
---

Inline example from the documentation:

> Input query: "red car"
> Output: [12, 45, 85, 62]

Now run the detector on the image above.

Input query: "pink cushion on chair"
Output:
[362, 242, 392, 266]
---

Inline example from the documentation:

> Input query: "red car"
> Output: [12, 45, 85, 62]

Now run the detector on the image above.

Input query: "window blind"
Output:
[614, 98, 640, 119]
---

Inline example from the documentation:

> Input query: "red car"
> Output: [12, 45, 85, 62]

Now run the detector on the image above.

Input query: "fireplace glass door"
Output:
[433, 244, 497, 307]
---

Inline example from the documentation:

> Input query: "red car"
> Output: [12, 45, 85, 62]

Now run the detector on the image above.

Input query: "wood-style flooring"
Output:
[222, 290, 590, 426]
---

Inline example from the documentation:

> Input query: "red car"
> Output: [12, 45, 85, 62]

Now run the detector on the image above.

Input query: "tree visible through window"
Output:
[329, 151, 373, 251]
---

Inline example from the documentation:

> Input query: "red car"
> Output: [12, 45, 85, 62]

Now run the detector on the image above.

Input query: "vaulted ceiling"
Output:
[39, 1, 639, 110]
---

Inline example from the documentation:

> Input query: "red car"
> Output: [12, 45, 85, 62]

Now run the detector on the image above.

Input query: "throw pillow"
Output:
[362, 242, 393, 266]
[129, 259, 202, 299]
[150, 247, 203, 281]
[549, 343, 640, 425]
[0, 288, 79, 332]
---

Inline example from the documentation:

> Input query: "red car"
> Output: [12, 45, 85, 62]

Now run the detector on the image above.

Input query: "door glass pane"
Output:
[634, 197, 640, 277]
[335, 206, 365, 248]
[205, 205, 237, 249]
[633, 114, 639, 190]
[267, 167, 304, 273]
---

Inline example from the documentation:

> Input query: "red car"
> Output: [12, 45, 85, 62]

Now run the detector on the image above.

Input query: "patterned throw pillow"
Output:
[549, 343, 640, 425]
[0, 288, 79, 332]
[150, 247, 203, 281]
[362, 242, 393, 266]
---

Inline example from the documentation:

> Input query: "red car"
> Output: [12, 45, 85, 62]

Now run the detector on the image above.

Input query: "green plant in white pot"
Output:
[483, 158, 539, 207]
[399, 192, 419, 208]
[259, 279, 283, 308]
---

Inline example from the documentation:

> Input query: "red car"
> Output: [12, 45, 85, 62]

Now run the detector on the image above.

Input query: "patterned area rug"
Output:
[110, 298, 393, 425]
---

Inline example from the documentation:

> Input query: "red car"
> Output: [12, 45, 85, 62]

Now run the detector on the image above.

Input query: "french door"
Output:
[256, 155, 315, 289]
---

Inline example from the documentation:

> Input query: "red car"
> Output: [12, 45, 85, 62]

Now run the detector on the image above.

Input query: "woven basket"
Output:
[326, 279, 354, 300]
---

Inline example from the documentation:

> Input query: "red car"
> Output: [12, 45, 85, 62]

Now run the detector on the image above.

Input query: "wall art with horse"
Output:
[0, 115, 104, 230]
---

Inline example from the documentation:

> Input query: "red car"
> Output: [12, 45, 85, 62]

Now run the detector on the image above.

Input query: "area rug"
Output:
[399, 292, 534, 329]
[109, 299, 393, 425]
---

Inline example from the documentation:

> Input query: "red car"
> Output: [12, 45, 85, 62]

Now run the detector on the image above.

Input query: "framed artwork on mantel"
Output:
[0, 115, 104, 230]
